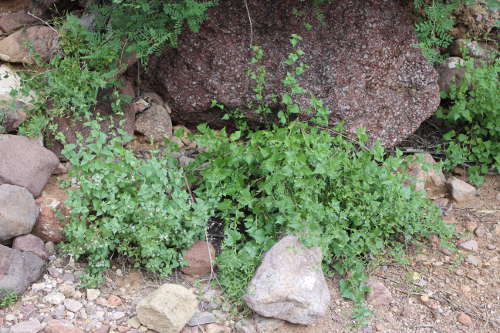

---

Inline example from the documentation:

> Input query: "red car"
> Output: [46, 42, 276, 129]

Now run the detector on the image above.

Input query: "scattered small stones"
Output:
[458, 239, 479, 252]
[457, 312, 473, 326]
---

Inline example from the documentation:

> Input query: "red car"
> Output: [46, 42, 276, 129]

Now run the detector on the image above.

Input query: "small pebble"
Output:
[457, 312, 473, 326]
[486, 244, 496, 250]
[87, 289, 101, 301]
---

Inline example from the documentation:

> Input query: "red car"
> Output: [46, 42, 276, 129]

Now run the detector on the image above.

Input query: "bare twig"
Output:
[243, 0, 254, 47]
[27, 12, 58, 34]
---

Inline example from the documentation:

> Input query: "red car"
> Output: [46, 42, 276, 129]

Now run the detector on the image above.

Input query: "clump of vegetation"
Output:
[16, 0, 215, 137]
[0, 289, 17, 309]
[59, 120, 213, 287]
[437, 55, 499, 185]
[186, 38, 453, 321]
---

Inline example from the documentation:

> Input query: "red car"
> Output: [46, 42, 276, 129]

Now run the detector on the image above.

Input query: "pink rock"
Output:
[0, 25, 58, 64]
[366, 280, 394, 306]
[45, 319, 84, 333]
[0, 11, 37, 34]
[12, 234, 48, 260]
[181, 241, 216, 276]
[9, 319, 43, 333]
[0, 134, 59, 197]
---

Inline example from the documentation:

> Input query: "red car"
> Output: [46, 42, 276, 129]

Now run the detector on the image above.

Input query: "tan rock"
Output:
[136, 283, 198, 333]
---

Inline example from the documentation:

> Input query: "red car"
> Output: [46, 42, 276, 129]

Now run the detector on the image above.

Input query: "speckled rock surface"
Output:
[144, 0, 440, 147]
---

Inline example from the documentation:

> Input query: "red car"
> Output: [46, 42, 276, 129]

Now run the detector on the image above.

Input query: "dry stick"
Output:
[243, 0, 254, 48]
[27, 12, 58, 33]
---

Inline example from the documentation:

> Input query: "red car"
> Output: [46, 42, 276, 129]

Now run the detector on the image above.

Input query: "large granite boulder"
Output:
[144, 0, 440, 147]
[244, 235, 330, 325]
[0, 244, 46, 294]
[0, 134, 59, 197]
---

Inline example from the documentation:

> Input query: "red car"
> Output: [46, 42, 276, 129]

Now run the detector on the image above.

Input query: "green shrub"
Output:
[190, 121, 452, 313]
[59, 120, 212, 287]
[413, 0, 463, 63]
[185, 36, 453, 317]
[436, 55, 499, 185]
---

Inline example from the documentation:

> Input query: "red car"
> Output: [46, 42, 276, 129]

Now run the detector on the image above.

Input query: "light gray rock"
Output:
[135, 104, 173, 141]
[0, 244, 46, 294]
[64, 299, 83, 313]
[448, 177, 477, 203]
[187, 311, 216, 326]
[9, 319, 43, 333]
[0, 184, 39, 241]
[44, 292, 65, 305]
[458, 239, 479, 252]
[0, 135, 59, 197]
[136, 283, 198, 333]
[244, 235, 330, 325]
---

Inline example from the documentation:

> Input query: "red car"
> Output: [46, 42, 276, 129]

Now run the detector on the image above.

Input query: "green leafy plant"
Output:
[59, 120, 213, 287]
[0, 289, 17, 308]
[190, 121, 452, 318]
[17, 0, 215, 137]
[436, 55, 499, 185]
[413, 0, 464, 63]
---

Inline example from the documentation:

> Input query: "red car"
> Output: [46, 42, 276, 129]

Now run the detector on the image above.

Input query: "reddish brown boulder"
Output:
[32, 177, 68, 243]
[12, 234, 48, 259]
[144, 0, 439, 147]
[181, 241, 216, 276]
[0, 134, 59, 197]
[0, 25, 58, 64]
